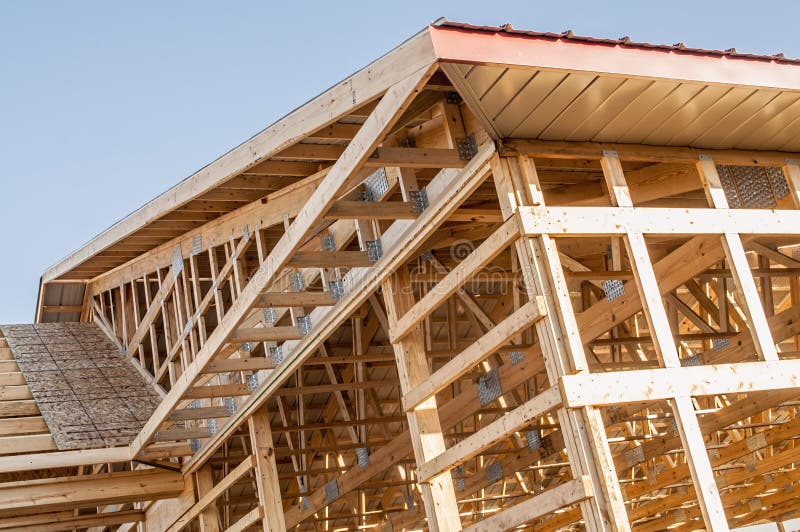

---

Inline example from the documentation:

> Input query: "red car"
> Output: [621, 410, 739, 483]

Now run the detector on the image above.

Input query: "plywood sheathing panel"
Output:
[0, 323, 161, 450]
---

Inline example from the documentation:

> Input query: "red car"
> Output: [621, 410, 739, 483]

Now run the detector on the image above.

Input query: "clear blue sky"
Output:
[2, 0, 800, 323]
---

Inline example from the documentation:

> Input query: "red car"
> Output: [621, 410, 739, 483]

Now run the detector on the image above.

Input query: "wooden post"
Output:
[195, 465, 221, 532]
[248, 405, 286, 532]
[492, 154, 630, 531]
[382, 266, 463, 532]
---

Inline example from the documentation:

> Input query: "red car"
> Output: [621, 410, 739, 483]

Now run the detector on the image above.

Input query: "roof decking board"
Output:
[0, 323, 161, 450]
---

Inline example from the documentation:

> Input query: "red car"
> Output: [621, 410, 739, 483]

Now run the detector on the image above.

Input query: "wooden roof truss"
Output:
[4, 22, 800, 532]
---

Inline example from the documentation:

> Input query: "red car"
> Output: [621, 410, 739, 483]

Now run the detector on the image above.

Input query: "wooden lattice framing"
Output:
[4, 20, 800, 532]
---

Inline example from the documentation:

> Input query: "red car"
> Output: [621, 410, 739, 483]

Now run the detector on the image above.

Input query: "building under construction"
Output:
[3, 19, 800, 532]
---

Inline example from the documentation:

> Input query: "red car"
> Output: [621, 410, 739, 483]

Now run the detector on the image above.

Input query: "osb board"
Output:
[0, 323, 161, 450]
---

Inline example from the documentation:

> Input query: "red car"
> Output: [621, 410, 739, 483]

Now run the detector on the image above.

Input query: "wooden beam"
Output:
[0, 510, 145, 531]
[229, 327, 303, 343]
[561, 359, 800, 406]
[41, 305, 83, 314]
[0, 470, 184, 518]
[390, 216, 519, 342]
[254, 291, 336, 308]
[186, 141, 497, 480]
[516, 205, 800, 236]
[383, 266, 463, 532]
[504, 138, 800, 165]
[248, 406, 286, 532]
[462, 477, 593, 532]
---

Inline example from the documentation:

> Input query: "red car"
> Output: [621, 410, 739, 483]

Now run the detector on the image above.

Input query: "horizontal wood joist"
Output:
[0, 469, 184, 518]
[273, 145, 465, 168]
[517, 206, 800, 236]
[502, 138, 800, 165]
[0, 509, 146, 531]
[560, 359, 800, 407]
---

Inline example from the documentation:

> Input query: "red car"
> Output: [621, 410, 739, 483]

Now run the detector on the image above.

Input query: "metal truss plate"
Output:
[291, 272, 304, 291]
[330, 279, 345, 301]
[456, 134, 478, 161]
[485, 462, 504, 484]
[171, 246, 184, 279]
[356, 446, 370, 469]
[297, 315, 312, 336]
[269, 346, 283, 364]
[362, 168, 389, 202]
[191, 235, 202, 256]
[324, 478, 339, 502]
[716, 164, 790, 208]
[525, 429, 542, 451]
[509, 350, 525, 365]
[477, 367, 502, 406]
[602, 279, 625, 302]
[366, 240, 383, 262]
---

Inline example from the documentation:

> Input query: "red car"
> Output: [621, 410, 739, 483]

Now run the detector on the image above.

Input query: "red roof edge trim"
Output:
[434, 20, 800, 66]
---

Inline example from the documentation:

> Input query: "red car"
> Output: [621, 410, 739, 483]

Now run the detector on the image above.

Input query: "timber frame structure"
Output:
[5, 18, 800, 531]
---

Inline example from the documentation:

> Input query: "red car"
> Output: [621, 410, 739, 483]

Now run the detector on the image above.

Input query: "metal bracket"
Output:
[291, 272, 304, 291]
[269, 346, 283, 364]
[223, 397, 237, 415]
[485, 462, 504, 484]
[321, 234, 336, 252]
[246, 374, 259, 392]
[445, 91, 463, 104]
[624, 445, 645, 467]
[409, 189, 429, 214]
[324, 478, 340, 502]
[680, 353, 702, 367]
[712, 337, 730, 351]
[191, 235, 202, 256]
[263, 307, 277, 324]
[362, 168, 389, 202]
[297, 315, 312, 336]
[525, 429, 542, 451]
[356, 447, 370, 469]
[453, 465, 466, 491]
[509, 350, 525, 365]
[602, 279, 625, 302]
[171, 246, 184, 279]
[456, 134, 478, 161]
[330, 279, 345, 301]
[366, 240, 383, 262]
[476, 367, 502, 406]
